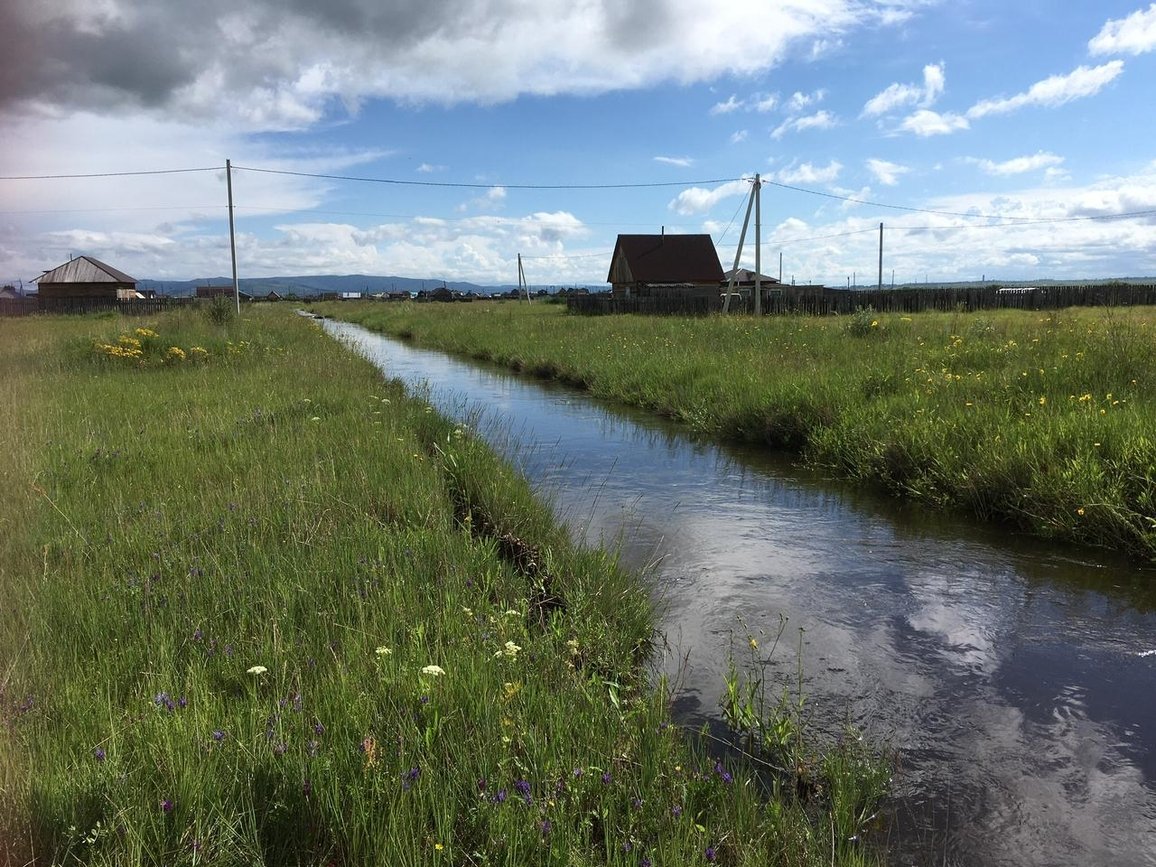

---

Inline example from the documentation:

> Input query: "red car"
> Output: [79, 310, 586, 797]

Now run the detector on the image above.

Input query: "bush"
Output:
[204, 294, 235, 325]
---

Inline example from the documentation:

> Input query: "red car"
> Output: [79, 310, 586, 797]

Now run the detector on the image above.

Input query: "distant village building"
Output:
[34, 256, 138, 301]
[0, 285, 20, 301]
[197, 285, 251, 301]
[607, 234, 724, 300]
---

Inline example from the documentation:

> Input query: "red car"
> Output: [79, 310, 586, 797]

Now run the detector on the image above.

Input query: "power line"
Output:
[232, 164, 739, 190]
[0, 167, 220, 181]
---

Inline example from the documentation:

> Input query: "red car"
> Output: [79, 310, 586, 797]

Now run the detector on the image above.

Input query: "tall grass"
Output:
[1, 308, 887, 866]
[317, 302, 1156, 560]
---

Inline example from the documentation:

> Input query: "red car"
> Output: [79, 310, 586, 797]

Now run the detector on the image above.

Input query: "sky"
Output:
[2, 0, 1156, 288]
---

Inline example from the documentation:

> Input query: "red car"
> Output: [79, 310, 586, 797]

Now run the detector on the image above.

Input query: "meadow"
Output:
[0, 307, 887, 866]
[314, 301, 1156, 561]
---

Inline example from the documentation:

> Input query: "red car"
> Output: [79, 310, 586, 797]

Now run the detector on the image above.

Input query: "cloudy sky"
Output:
[2, 0, 1155, 287]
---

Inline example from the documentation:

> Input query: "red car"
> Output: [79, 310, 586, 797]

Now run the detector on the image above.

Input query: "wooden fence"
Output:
[1, 297, 202, 317]
[568, 283, 1156, 317]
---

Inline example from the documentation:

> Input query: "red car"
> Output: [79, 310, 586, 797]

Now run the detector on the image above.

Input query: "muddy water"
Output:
[323, 319, 1156, 867]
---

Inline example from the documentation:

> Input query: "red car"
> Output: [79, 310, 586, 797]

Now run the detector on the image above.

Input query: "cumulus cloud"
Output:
[967, 62, 1124, 119]
[1089, 4, 1156, 55]
[968, 152, 1065, 176]
[710, 94, 741, 115]
[866, 158, 911, 185]
[775, 160, 843, 185]
[898, 109, 969, 136]
[0, 0, 899, 125]
[771, 109, 838, 139]
[862, 62, 945, 116]
[669, 178, 751, 215]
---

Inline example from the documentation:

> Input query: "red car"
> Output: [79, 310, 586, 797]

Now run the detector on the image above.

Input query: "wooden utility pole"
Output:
[754, 173, 762, 316]
[722, 179, 756, 313]
[877, 222, 884, 291]
[517, 254, 531, 303]
[226, 159, 240, 315]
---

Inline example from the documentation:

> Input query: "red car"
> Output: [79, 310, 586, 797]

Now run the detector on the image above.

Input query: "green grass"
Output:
[314, 301, 1156, 561]
[0, 308, 888, 866]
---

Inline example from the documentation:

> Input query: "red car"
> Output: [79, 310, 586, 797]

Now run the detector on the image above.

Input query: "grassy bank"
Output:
[313, 301, 1156, 561]
[1, 308, 886, 866]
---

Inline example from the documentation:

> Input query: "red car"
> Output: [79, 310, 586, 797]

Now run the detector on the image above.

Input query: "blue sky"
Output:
[2, 0, 1155, 287]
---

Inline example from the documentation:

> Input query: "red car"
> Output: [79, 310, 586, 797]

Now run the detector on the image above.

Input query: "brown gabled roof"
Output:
[725, 267, 780, 284]
[607, 234, 724, 284]
[34, 256, 136, 285]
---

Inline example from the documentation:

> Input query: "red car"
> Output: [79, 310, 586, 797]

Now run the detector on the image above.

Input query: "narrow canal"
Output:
[323, 318, 1156, 867]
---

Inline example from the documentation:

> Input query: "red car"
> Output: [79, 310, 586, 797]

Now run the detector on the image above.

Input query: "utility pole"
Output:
[517, 254, 531, 303]
[878, 222, 884, 290]
[754, 173, 762, 316]
[226, 159, 240, 315]
[722, 178, 756, 313]
[778, 251, 782, 283]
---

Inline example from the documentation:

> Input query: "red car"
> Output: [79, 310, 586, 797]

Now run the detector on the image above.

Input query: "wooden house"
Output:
[607, 234, 724, 300]
[34, 256, 137, 301]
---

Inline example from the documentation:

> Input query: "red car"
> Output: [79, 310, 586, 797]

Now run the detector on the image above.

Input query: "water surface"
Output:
[323, 319, 1156, 867]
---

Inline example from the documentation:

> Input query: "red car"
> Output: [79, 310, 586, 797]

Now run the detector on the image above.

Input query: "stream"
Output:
[322, 318, 1156, 867]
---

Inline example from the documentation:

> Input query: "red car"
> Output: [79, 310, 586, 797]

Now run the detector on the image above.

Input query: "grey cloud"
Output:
[1, 0, 908, 127]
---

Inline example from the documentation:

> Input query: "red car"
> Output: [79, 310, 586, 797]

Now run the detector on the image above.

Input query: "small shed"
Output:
[34, 256, 137, 301]
[607, 234, 724, 300]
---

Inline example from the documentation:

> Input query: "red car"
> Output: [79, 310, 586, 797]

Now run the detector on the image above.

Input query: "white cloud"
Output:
[775, 160, 843, 185]
[967, 61, 1124, 119]
[1089, 4, 1156, 55]
[969, 152, 1065, 176]
[753, 94, 780, 113]
[862, 62, 945, 116]
[1, 0, 885, 123]
[710, 95, 741, 115]
[787, 89, 826, 112]
[654, 156, 694, 167]
[866, 158, 910, 185]
[417, 163, 445, 173]
[897, 109, 969, 136]
[669, 179, 751, 215]
[771, 110, 838, 139]
[730, 129, 748, 144]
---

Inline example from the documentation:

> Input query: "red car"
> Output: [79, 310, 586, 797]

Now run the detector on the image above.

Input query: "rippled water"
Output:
[323, 319, 1156, 867]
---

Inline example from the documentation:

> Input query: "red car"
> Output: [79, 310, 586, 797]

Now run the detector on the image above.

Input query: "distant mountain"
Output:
[136, 274, 604, 297]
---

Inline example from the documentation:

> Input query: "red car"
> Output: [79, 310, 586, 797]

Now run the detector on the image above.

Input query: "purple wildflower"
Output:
[572, 767, 583, 779]
[623, 841, 633, 853]
[211, 729, 226, 742]
[192, 628, 203, 641]
[515, 779, 532, 805]
[672, 804, 682, 818]
[641, 858, 652, 867]
[160, 799, 174, 813]
[601, 771, 612, 784]
[492, 789, 507, 804]
[178, 695, 188, 709]
[714, 762, 733, 784]
[477, 777, 487, 791]
[93, 747, 106, 762]
[313, 720, 325, 735]
[402, 766, 421, 790]
[632, 797, 643, 810]
[705, 846, 717, 862]
[153, 692, 175, 713]
[540, 819, 552, 835]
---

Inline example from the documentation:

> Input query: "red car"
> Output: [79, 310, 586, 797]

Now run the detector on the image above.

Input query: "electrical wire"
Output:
[0, 167, 220, 181]
[232, 164, 739, 190]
